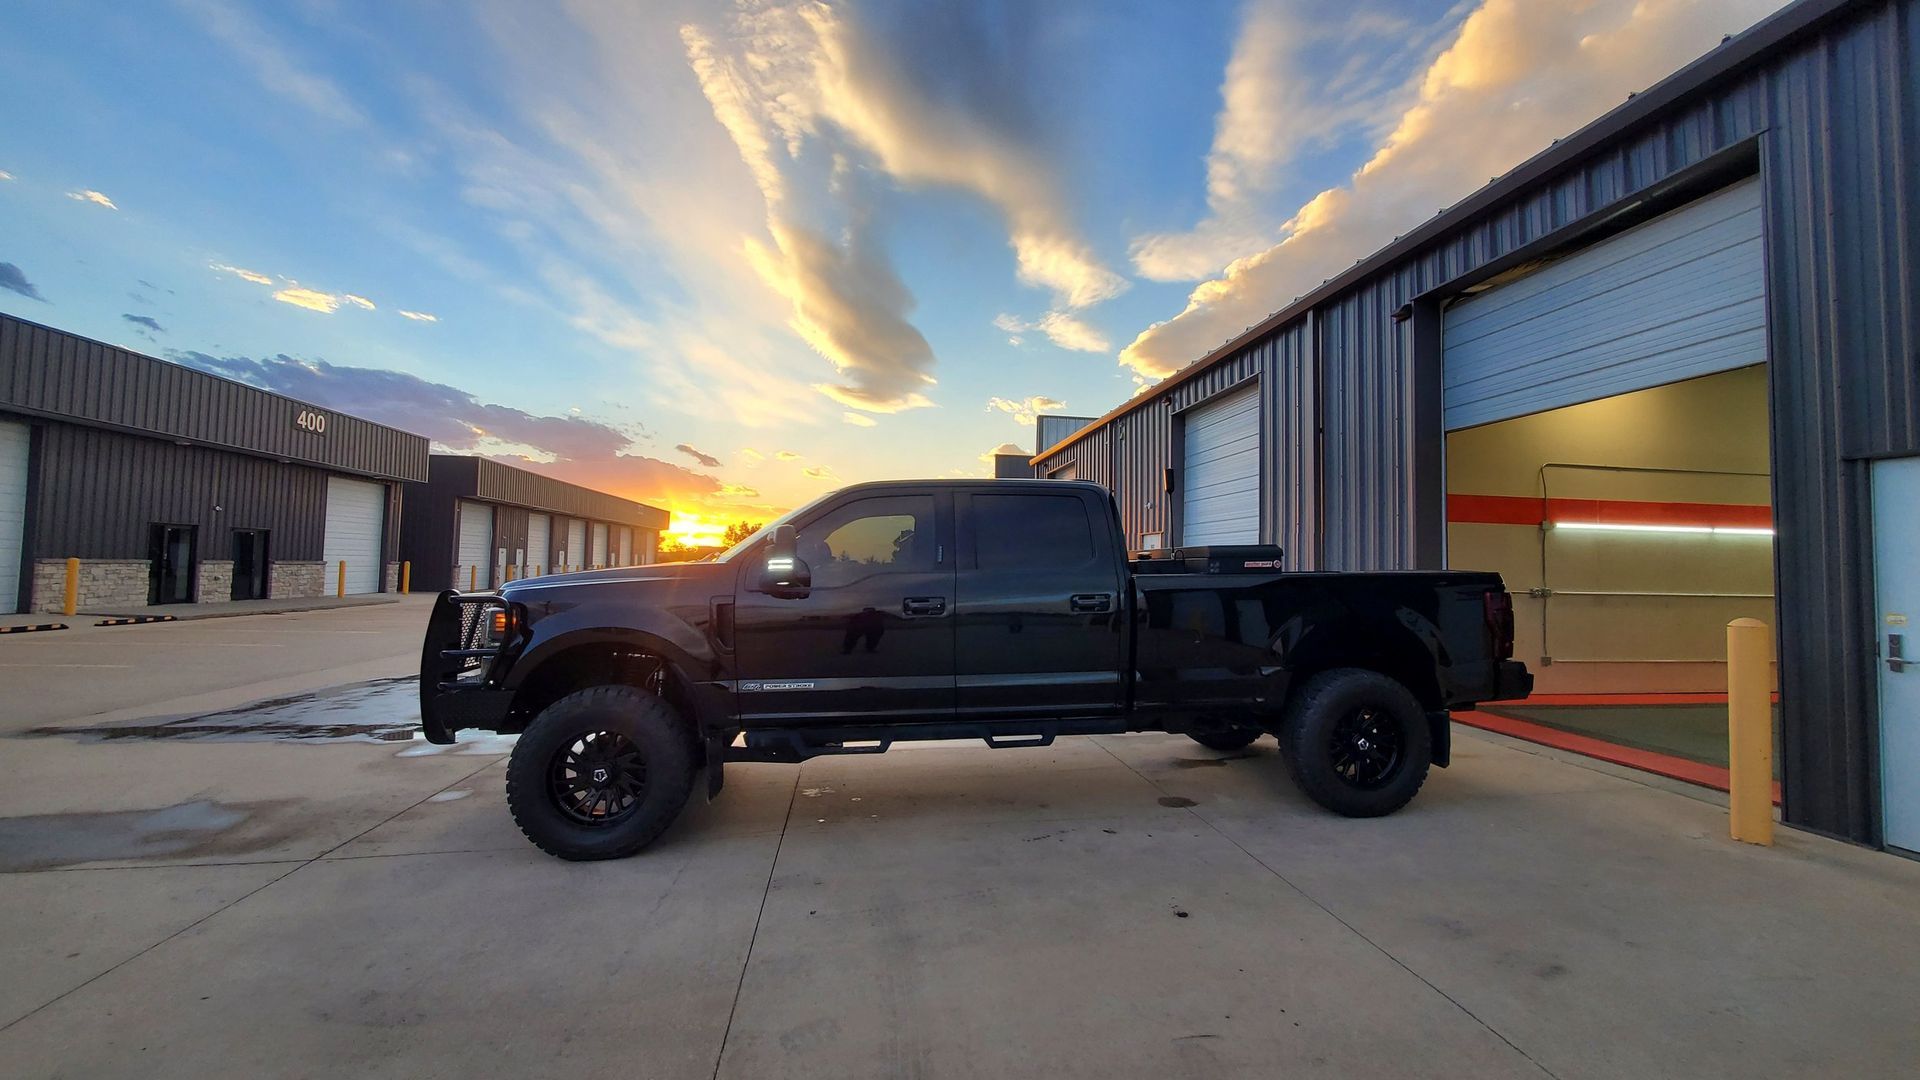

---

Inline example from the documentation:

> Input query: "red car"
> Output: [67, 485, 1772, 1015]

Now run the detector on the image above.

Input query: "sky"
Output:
[0, 0, 1781, 545]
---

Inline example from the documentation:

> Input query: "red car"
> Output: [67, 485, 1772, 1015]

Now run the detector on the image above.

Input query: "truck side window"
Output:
[973, 494, 1095, 570]
[799, 495, 936, 588]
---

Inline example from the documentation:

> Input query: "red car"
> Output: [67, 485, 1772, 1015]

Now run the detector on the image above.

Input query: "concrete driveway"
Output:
[3, 683, 1917, 1079]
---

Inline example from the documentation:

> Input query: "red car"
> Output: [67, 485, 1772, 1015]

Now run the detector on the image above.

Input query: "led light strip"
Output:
[1550, 521, 1774, 536]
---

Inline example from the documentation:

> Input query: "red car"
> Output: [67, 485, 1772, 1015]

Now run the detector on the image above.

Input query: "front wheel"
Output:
[1281, 669, 1430, 817]
[505, 685, 696, 860]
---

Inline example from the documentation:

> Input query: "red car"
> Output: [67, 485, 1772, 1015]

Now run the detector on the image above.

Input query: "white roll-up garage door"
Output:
[456, 499, 494, 590]
[0, 420, 29, 613]
[1442, 179, 1765, 431]
[323, 477, 385, 595]
[526, 513, 551, 576]
[617, 527, 633, 567]
[1181, 383, 1260, 546]
[591, 523, 609, 569]
[565, 520, 586, 572]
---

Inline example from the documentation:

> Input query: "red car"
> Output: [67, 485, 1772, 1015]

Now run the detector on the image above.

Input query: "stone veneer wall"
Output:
[384, 562, 400, 593]
[270, 561, 327, 599]
[196, 560, 234, 604]
[32, 559, 150, 614]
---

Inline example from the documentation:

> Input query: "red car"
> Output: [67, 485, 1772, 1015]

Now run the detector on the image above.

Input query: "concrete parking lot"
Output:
[2, 609, 1917, 1078]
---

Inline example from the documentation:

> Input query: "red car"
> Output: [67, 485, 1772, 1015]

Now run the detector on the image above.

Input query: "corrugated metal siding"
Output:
[0, 315, 427, 482]
[468, 457, 668, 529]
[1035, 415, 1096, 454]
[27, 420, 329, 560]
[1036, 0, 1920, 842]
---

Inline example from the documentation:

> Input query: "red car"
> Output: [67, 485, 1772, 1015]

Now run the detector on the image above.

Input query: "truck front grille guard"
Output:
[429, 591, 509, 687]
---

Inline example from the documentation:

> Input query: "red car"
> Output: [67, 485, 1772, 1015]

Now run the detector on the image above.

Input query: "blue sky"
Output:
[0, 0, 1778, 542]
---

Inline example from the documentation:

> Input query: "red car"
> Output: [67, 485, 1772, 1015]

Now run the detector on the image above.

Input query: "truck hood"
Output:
[500, 559, 733, 598]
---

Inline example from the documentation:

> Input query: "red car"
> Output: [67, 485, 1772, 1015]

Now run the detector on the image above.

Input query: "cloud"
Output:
[66, 189, 118, 210]
[841, 411, 877, 427]
[1131, 4, 1440, 282]
[180, 0, 366, 125]
[342, 294, 375, 310]
[122, 314, 165, 333]
[1119, 0, 1780, 378]
[397, 309, 438, 322]
[210, 263, 274, 285]
[775, 450, 802, 461]
[987, 394, 1067, 426]
[740, 448, 767, 463]
[802, 464, 837, 481]
[0, 262, 45, 301]
[272, 286, 346, 313]
[993, 311, 1109, 353]
[0, 170, 14, 181]
[676, 442, 723, 468]
[978, 441, 1026, 464]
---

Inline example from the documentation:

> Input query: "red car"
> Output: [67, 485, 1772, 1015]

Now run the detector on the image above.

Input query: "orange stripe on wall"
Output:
[1447, 494, 1772, 529]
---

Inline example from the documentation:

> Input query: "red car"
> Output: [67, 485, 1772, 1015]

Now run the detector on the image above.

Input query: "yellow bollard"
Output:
[64, 557, 79, 617]
[468, 564, 477, 591]
[1727, 618, 1774, 846]
[505, 564, 516, 583]
[400, 561, 411, 595]
[336, 560, 347, 598]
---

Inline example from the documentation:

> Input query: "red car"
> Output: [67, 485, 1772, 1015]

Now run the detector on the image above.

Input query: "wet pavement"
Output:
[23, 677, 428, 745]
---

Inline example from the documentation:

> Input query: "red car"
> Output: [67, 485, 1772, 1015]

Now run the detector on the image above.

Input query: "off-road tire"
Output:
[505, 685, 696, 861]
[1281, 668, 1430, 817]
[1187, 729, 1261, 752]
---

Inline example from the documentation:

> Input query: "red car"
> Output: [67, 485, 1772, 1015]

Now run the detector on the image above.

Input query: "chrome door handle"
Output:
[1891, 632, 1908, 673]
[902, 596, 946, 617]
[1069, 593, 1112, 613]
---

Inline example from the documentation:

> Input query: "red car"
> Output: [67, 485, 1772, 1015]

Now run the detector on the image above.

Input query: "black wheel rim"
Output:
[1327, 707, 1404, 790]
[549, 731, 647, 826]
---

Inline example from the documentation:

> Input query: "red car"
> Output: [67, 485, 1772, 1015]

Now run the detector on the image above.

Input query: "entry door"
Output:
[1874, 457, 1920, 852]
[0, 420, 27, 613]
[231, 530, 268, 601]
[148, 524, 195, 604]
[732, 492, 953, 725]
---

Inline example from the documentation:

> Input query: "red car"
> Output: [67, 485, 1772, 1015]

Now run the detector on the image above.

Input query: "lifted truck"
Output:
[420, 479, 1532, 860]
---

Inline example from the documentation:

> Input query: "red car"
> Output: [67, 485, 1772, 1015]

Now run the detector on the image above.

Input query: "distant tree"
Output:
[722, 520, 762, 547]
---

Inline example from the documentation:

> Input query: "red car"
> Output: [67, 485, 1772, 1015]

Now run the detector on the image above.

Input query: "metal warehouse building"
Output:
[0, 313, 428, 613]
[1034, 0, 1920, 850]
[400, 454, 668, 593]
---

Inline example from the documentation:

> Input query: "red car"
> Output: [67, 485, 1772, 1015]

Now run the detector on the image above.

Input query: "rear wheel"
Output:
[1187, 729, 1261, 752]
[505, 685, 696, 860]
[1281, 669, 1430, 817]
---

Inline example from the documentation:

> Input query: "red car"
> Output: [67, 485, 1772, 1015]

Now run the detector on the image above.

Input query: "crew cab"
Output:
[420, 479, 1531, 860]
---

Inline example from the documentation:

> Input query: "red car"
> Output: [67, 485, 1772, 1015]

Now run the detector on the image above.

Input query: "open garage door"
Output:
[457, 499, 494, 590]
[323, 477, 385, 595]
[0, 420, 28, 613]
[1180, 383, 1260, 546]
[1442, 179, 1764, 431]
[526, 513, 551, 576]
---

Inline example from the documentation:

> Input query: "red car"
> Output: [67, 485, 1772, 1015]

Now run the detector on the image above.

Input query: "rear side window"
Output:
[973, 494, 1095, 570]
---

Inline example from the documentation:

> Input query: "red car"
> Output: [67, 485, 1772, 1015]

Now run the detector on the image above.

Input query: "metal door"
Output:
[0, 419, 27, 613]
[1874, 457, 1920, 853]
[323, 477, 385, 594]
[566, 519, 586, 572]
[526, 513, 551, 576]
[148, 524, 195, 604]
[456, 500, 494, 589]
[1181, 383, 1260, 545]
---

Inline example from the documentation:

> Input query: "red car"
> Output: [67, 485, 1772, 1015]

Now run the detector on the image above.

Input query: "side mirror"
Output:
[759, 523, 811, 597]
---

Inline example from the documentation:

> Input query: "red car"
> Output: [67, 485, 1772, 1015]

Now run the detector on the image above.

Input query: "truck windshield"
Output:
[713, 494, 829, 562]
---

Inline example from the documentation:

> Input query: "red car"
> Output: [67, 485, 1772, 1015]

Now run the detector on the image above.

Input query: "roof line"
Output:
[1032, 0, 1859, 464]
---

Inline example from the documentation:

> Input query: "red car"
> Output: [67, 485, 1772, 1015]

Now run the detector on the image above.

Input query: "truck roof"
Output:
[827, 478, 1107, 495]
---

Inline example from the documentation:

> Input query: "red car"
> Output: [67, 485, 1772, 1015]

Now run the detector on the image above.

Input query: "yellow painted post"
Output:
[336, 560, 347, 598]
[64, 557, 79, 617]
[1728, 617, 1774, 846]
[468, 564, 477, 591]
[400, 561, 411, 595]
[505, 563, 516, 583]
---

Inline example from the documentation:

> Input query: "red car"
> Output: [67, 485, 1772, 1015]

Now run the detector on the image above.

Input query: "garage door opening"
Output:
[1446, 366, 1777, 788]
[1439, 179, 1775, 790]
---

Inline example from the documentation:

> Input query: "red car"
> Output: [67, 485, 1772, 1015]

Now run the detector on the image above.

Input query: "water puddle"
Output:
[26, 678, 437, 746]
[0, 799, 289, 871]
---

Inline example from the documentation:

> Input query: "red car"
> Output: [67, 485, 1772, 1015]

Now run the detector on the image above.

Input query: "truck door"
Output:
[733, 492, 954, 725]
[954, 488, 1125, 718]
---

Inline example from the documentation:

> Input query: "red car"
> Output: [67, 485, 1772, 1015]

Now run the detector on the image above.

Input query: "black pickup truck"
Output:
[421, 479, 1530, 860]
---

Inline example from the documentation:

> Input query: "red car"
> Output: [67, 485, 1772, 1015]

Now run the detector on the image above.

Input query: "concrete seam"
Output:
[709, 772, 801, 1080]
[1088, 737, 1562, 1080]
[0, 754, 507, 1036]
